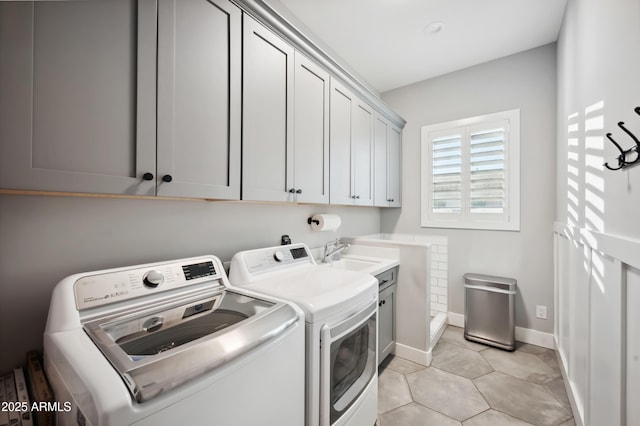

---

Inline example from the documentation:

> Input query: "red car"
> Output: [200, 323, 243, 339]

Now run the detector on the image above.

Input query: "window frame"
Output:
[420, 109, 520, 231]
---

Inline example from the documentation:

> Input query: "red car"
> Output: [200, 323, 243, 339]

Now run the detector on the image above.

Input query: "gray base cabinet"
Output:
[377, 267, 398, 365]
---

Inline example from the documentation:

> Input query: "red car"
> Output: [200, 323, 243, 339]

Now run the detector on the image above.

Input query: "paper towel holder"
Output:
[307, 217, 320, 226]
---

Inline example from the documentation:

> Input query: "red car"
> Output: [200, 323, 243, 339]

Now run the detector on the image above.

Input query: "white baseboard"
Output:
[447, 312, 555, 350]
[515, 326, 555, 349]
[395, 343, 432, 366]
[448, 312, 464, 328]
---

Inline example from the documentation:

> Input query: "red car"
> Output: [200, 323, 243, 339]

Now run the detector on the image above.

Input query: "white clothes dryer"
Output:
[44, 255, 305, 426]
[229, 243, 378, 426]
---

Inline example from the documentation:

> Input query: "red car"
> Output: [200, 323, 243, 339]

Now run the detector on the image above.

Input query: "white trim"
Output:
[430, 312, 449, 349]
[554, 221, 639, 426]
[515, 326, 555, 349]
[447, 311, 555, 349]
[394, 343, 432, 367]
[553, 221, 640, 269]
[555, 336, 584, 426]
[448, 312, 465, 328]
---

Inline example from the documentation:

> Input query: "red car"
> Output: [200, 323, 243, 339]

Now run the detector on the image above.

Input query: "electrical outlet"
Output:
[536, 305, 547, 320]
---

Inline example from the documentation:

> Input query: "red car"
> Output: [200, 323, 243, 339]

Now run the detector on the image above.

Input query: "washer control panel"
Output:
[243, 244, 313, 275]
[74, 257, 221, 310]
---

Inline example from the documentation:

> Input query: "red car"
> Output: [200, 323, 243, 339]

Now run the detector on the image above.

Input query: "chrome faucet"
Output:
[323, 239, 350, 263]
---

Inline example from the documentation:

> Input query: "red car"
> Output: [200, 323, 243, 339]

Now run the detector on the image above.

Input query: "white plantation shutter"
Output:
[432, 131, 462, 213]
[421, 110, 519, 231]
[468, 123, 507, 214]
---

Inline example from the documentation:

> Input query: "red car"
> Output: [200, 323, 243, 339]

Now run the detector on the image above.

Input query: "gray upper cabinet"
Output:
[374, 114, 402, 207]
[0, 0, 241, 199]
[330, 78, 374, 206]
[242, 15, 295, 202]
[0, 0, 402, 205]
[388, 125, 402, 207]
[242, 17, 330, 204]
[374, 115, 390, 207]
[293, 52, 330, 204]
[0, 0, 155, 195]
[156, 0, 241, 199]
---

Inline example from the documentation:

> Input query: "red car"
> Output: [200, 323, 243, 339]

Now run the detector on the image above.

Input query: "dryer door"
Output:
[320, 301, 377, 425]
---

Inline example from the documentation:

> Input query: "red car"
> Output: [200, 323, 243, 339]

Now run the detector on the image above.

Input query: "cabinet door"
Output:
[329, 79, 355, 205]
[330, 78, 374, 206]
[156, 0, 241, 199]
[0, 0, 156, 195]
[293, 52, 330, 204]
[352, 100, 374, 206]
[373, 115, 390, 207]
[242, 15, 294, 202]
[388, 125, 402, 207]
[378, 284, 396, 364]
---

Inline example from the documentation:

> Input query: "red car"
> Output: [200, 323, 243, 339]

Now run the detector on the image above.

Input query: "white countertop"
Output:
[318, 253, 399, 276]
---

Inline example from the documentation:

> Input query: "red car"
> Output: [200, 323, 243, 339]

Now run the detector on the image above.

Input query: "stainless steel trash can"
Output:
[464, 273, 516, 351]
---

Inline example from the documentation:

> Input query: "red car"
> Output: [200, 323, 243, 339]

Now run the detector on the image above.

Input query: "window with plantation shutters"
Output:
[421, 109, 520, 231]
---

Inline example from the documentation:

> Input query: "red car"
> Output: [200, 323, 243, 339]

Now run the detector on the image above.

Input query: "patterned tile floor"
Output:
[377, 326, 575, 426]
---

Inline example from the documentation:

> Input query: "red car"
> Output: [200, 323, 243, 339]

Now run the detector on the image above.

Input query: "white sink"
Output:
[321, 258, 381, 272]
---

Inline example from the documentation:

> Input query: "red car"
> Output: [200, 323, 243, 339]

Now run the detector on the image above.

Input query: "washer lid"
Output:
[83, 288, 300, 403]
[233, 266, 377, 322]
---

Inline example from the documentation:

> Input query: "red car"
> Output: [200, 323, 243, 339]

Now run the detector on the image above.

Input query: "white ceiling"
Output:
[269, 0, 567, 93]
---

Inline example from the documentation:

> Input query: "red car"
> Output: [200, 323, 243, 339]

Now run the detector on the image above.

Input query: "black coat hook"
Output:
[603, 107, 640, 171]
[618, 121, 640, 148]
[603, 133, 626, 170]
[606, 132, 626, 154]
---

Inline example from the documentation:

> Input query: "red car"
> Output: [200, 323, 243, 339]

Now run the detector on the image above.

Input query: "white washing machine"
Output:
[44, 255, 305, 426]
[229, 243, 378, 426]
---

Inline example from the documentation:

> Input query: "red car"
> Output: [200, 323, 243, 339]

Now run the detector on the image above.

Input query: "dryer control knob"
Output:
[273, 251, 285, 262]
[143, 270, 164, 288]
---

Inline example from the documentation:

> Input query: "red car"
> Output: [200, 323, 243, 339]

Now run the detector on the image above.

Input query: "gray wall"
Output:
[0, 194, 380, 370]
[381, 44, 557, 333]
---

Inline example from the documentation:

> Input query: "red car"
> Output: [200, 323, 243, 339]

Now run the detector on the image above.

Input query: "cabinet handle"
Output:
[143, 172, 154, 181]
[289, 188, 296, 193]
[352, 195, 360, 199]
[356, 195, 360, 199]
[296, 189, 302, 194]
[162, 175, 173, 183]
